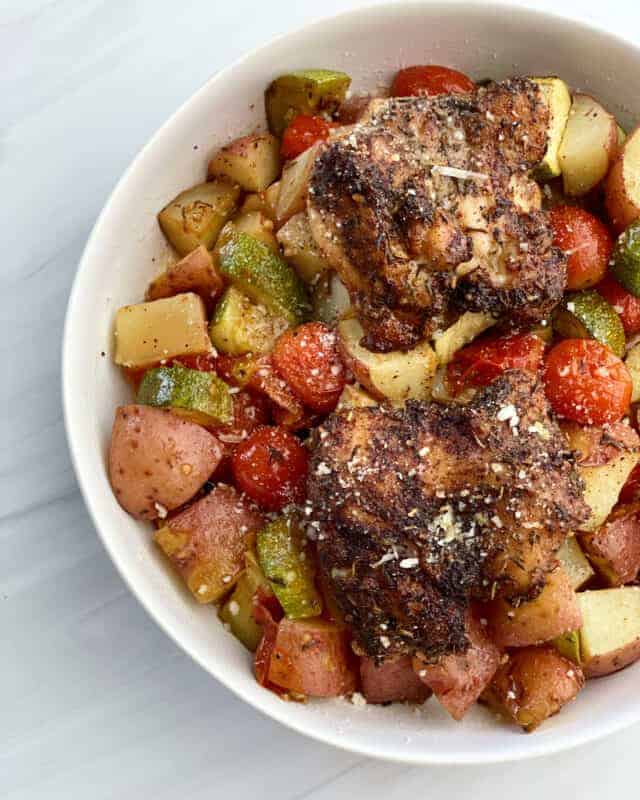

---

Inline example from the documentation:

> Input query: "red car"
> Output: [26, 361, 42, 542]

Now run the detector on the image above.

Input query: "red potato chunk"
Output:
[154, 484, 264, 603]
[580, 503, 640, 586]
[109, 405, 222, 519]
[487, 567, 582, 648]
[267, 618, 357, 698]
[413, 614, 501, 721]
[146, 245, 224, 310]
[360, 656, 431, 705]
[482, 646, 585, 732]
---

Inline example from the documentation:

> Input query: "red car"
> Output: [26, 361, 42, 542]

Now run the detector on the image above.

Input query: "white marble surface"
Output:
[2, 0, 640, 796]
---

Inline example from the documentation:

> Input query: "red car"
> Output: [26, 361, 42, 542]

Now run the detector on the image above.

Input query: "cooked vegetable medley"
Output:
[108, 61, 640, 733]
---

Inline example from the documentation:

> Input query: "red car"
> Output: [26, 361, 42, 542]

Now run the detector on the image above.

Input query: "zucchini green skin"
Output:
[612, 221, 640, 297]
[137, 365, 233, 425]
[219, 551, 272, 651]
[209, 286, 287, 356]
[219, 232, 311, 324]
[265, 69, 351, 136]
[553, 290, 626, 357]
[257, 517, 322, 619]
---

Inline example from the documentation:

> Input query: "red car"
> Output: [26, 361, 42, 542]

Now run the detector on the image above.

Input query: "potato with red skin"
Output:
[579, 503, 640, 586]
[146, 245, 224, 310]
[482, 646, 584, 732]
[549, 206, 613, 290]
[154, 484, 264, 603]
[272, 322, 345, 414]
[413, 614, 501, 721]
[543, 339, 632, 426]
[605, 125, 640, 233]
[109, 405, 223, 519]
[487, 567, 582, 648]
[390, 65, 474, 97]
[360, 656, 431, 704]
[267, 618, 357, 697]
[596, 275, 640, 336]
[231, 426, 309, 511]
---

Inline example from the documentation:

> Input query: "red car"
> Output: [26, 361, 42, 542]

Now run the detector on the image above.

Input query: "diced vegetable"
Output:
[487, 567, 582, 648]
[557, 536, 594, 590]
[577, 587, 640, 677]
[621, 461, 640, 503]
[482, 647, 584, 732]
[312, 272, 351, 325]
[276, 212, 329, 282]
[433, 311, 496, 365]
[216, 212, 278, 255]
[209, 287, 288, 356]
[611, 220, 640, 296]
[553, 290, 625, 357]
[158, 180, 241, 255]
[241, 181, 280, 221]
[446, 331, 545, 396]
[532, 77, 571, 179]
[625, 342, 640, 402]
[563, 421, 640, 531]
[597, 275, 640, 336]
[336, 383, 378, 410]
[266, 618, 357, 697]
[231, 425, 309, 510]
[265, 69, 351, 136]
[109, 405, 223, 520]
[146, 245, 224, 309]
[256, 516, 322, 619]
[207, 133, 281, 192]
[543, 339, 632, 426]
[114, 293, 212, 369]
[276, 143, 320, 226]
[338, 318, 437, 403]
[360, 656, 431, 704]
[281, 115, 332, 161]
[558, 93, 617, 196]
[553, 630, 581, 664]
[272, 322, 345, 414]
[219, 551, 273, 651]
[549, 205, 614, 290]
[579, 503, 640, 586]
[605, 124, 640, 233]
[154, 484, 264, 603]
[413, 614, 500, 721]
[390, 65, 474, 97]
[218, 232, 311, 324]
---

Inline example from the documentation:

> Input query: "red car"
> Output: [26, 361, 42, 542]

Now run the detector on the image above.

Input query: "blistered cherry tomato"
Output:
[281, 115, 331, 160]
[272, 322, 345, 414]
[390, 65, 474, 97]
[549, 206, 614, 290]
[543, 339, 632, 425]
[447, 332, 545, 396]
[232, 426, 308, 510]
[596, 274, 640, 336]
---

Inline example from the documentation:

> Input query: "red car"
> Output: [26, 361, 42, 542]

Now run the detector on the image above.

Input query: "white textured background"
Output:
[2, 1, 639, 797]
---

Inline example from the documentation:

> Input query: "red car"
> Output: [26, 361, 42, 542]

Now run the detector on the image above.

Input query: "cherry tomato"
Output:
[549, 206, 614, 290]
[543, 339, 632, 425]
[390, 65, 475, 97]
[173, 353, 220, 372]
[281, 115, 331, 160]
[272, 322, 345, 414]
[446, 332, 545, 396]
[231, 426, 309, 510]
[596, 274, 640, 336]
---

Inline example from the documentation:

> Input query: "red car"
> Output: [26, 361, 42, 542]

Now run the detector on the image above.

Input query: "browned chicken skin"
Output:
[308, 79, 567, 351]
[306, 372, 588, 663]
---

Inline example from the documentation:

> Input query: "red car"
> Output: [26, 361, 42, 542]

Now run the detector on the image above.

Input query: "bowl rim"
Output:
[62, 0, 640, 765]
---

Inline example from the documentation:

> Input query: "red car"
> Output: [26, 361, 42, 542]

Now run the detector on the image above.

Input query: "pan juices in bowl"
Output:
[63, 2, 640, 764]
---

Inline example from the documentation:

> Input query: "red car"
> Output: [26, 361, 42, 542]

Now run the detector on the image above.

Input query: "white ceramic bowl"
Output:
[63, 1, 640, 764]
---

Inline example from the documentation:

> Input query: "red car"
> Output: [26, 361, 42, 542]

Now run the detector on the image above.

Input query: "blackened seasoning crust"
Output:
[308, 78, 566, 351]
[306, 372, 588, 662]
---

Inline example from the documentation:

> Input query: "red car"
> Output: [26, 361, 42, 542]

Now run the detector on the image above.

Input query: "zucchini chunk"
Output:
[611, 220, 640, 296]
[276, 212, 329, 282]
[219, 551, 273, 651]
[553, 290, 626, 356]
[532, 76, 571, 179]
[256, 516, 322, 619]
[218, 231, 311, 324]
[136, 364, 233, 426]
[265, 69, 351, 136]
[209, 287, 288, 356]
[158, 180, 241, 255]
